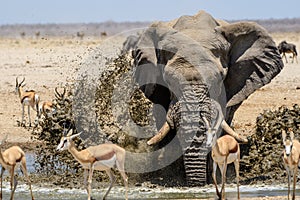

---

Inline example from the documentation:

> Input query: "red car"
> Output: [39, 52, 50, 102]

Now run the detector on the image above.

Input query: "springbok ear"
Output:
[290, 130, 294, 140]
[282, 130, 287, 142]
[70, 132, 82, 140]
[19, 77, 25, 86]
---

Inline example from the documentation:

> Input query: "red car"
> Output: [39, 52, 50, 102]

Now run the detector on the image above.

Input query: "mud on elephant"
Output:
[122, 10, 283, 186]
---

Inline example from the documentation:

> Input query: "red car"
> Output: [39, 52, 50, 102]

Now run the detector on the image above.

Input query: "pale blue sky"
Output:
[1, 0, 299, 25]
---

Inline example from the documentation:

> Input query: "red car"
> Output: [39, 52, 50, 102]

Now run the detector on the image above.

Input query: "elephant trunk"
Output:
[168, 82, 212, 186]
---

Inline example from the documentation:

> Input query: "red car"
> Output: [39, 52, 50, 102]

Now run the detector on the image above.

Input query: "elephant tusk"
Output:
[202, 116, 211, 131]
[221, 120, 248, 143]
[147, 122, 171, 145]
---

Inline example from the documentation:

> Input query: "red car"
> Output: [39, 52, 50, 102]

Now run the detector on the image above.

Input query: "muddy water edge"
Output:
[0, 150, 294, 200]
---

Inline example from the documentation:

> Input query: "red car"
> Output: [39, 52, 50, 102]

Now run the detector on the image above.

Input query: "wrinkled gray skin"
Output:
[125, 11, 283, 186]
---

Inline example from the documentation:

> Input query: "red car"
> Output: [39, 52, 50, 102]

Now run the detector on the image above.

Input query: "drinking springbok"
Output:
[56, 128, 128, 200]
[204, 117, 241, 200]
[0, 135, 34, 200]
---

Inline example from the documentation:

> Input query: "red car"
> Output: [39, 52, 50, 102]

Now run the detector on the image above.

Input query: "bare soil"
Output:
[0, 37, 101, 144]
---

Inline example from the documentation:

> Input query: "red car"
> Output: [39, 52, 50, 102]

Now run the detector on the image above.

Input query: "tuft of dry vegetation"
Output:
[240, 104, 300, 184]
[31, 53, 156, 187]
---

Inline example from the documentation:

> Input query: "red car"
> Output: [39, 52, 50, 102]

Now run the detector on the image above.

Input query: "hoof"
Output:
[18, 120, 26, 127]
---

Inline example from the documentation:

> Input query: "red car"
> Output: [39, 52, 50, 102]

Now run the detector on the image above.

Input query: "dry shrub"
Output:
[240, 104, 300, 184]
[33, 53, 156, 187]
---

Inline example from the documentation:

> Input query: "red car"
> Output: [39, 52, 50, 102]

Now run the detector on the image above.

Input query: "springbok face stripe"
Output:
[56, 137, 69, 151]
[285, 140, 293, 156]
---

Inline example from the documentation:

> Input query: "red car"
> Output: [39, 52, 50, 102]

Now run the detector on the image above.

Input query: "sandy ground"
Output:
[0, 33, 299, 199]
[0, 37, 102, 143]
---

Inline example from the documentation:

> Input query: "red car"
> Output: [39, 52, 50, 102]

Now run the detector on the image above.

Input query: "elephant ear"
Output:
[217, 22, 284, 107]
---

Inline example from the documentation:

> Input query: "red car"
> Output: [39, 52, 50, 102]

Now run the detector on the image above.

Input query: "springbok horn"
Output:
[62, 87, 66, 97]
[55, 87, 66, 99]
[147, 122, 170, 145]
[55, 87, 60, 99]
[290, 129, 294, 140]
[63, 123, 72, 136]
[20, 77, 25, 85]
[221, 120, 248, 143]
[70, 132, 82, 140]
[16, 77, 18, 86]
[62, 123, 67, 136]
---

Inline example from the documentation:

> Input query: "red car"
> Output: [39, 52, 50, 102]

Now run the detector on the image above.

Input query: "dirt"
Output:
[0, 32, 299, 199]
[0, 37, 101, 144]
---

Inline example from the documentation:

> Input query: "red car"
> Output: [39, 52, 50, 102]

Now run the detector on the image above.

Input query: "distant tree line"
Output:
[0, 18, 299, 38]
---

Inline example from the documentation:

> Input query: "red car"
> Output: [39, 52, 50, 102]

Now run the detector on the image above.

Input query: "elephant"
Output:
[123, 10, 283, 186]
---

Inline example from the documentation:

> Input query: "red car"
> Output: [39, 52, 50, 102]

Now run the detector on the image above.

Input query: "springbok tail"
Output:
[35, 94, 40, 114]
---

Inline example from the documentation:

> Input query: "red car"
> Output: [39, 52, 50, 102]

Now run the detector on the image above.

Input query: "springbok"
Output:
[282, 129, 300, 200]
[39, 87, 65, 118]
[56, 128, 128, 200]
[278, 41, 298, 63]
[15, 77, 40, 127]
[204, 117, 240, 200]
[40, 101, 55, 118]
[0, 135, 34, 200]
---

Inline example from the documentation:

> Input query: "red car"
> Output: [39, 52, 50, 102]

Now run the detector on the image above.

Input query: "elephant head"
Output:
[126, 10, 283, 186]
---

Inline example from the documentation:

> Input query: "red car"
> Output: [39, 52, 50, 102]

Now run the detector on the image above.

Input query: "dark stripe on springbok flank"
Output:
[21, 96, 28, 103]
[21, 95, 30, 103]
[16, 156, 22, 163]
[96, 151, 115, 161]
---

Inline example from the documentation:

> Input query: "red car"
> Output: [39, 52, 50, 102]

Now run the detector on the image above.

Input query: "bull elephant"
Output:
[124, 10, 283, 186]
